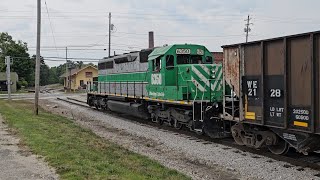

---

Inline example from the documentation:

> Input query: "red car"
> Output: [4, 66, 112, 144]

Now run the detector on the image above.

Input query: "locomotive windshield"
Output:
[177, 55, 212, 64]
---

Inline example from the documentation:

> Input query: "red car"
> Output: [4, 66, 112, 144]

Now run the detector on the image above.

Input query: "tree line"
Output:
[0, 32, 95, 89]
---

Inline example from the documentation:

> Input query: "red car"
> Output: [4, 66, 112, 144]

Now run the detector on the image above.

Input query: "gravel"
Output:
[41, 97, 320, 180]
[0, 115, 58, 180]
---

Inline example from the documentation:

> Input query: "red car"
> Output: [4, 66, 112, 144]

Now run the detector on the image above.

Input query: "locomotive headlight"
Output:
[211, 70, 216, 78]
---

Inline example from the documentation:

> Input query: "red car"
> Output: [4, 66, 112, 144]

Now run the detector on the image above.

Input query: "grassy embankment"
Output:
[0, 100, 190, 180]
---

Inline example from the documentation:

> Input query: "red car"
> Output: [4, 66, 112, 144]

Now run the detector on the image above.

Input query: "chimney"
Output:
[148, 31, 154, 48]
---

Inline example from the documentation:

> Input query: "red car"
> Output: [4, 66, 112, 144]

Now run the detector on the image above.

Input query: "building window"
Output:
[80, 80, 84, 86]
[85, 72, 93, 78]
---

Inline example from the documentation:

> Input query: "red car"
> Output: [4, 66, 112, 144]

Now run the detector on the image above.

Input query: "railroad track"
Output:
[57, 97, 320, 174]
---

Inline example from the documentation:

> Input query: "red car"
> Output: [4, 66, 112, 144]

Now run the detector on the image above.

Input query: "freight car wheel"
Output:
[159, 118, 164, 125]
[174, 121, 183, 130]
[231, 124, 244, 146]
[268, 138, 290, 155]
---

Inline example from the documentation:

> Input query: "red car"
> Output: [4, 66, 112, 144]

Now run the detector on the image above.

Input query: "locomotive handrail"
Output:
[192, 85, 198, 122]
[88, 81, 148, 99]
[200, 90, 205, 122]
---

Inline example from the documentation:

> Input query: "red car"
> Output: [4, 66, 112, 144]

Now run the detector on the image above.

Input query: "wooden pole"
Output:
[34, 0, 41, 115]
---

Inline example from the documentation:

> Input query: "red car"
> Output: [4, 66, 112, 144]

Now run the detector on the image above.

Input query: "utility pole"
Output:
[244, 15, 252, 43]
[34, 0, 41, 115]
[69, 65, 71, 91]
[65, 47, 68, 92]
[108, 12, 111, 57]
[5, 56, 11, 101]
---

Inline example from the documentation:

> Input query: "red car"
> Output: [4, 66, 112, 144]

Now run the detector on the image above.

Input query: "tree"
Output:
[76, 61, 84, 69]
[88, 62, 97, 68]
[0, 32, 34, 86]
[40, 63, 50, 86]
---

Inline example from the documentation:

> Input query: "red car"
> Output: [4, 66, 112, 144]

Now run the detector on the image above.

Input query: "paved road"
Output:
[0, 92, 85, 100]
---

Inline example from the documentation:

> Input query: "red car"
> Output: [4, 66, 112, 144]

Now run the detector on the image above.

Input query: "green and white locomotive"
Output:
[88, 44, 228, 137]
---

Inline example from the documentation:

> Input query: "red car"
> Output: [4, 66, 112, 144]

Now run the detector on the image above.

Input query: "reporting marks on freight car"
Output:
[222, 30, 320, 134]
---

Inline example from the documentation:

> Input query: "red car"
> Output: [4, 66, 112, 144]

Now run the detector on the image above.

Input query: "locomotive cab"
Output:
[147, 44, 223, 103]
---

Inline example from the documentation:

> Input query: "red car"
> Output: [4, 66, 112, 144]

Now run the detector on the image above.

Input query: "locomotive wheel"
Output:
[151, 115, 159, 123]
[159, 118, 164, 125]
[268, 138, 290, 155]
[195, 128, 204, 135]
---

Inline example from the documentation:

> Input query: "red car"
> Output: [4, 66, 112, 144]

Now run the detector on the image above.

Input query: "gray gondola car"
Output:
[222, 30, 320, 155]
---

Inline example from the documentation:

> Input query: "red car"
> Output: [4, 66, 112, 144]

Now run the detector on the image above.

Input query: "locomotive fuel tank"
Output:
[107, 100, 150, 120]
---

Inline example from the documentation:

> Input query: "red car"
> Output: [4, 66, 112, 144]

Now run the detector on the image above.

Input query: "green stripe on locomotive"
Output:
[146, 44, 223, 102]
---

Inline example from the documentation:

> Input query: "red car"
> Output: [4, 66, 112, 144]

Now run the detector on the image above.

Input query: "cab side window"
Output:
[153, 56, 162, 72]
[166, 55, 174, 70]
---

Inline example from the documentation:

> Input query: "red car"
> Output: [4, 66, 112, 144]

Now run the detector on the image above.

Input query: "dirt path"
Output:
[0, 115, 58, 180]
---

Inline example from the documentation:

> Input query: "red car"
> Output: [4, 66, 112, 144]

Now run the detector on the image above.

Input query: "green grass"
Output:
[0, 100, 190, 180]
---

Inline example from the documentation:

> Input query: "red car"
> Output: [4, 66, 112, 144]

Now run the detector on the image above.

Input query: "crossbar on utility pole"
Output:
[34, 0, 41, 115]
[5, 56, 11, 101]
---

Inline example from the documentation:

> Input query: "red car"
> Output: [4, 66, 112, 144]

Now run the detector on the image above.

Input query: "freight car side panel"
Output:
[287, 36, 313, 131]
[223, 47, 240, 96]
[264, 40, 285, 128]
[243, 43, 263, 123]
[223, 31, 320, 133]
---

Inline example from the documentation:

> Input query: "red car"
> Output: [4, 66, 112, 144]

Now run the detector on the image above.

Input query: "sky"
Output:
[1, 0, 320, 67]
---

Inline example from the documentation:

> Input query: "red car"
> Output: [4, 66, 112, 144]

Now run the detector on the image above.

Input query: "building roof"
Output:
[0, 72, 19, 81]
[60, 65, 97, 78]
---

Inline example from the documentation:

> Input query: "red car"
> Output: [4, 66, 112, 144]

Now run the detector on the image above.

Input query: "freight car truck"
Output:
[222, 31, 320, 155]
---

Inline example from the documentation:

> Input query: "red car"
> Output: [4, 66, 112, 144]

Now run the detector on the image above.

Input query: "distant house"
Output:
[212, 52, 223, 63]
[61, 65, 98, 90]
[0, 72, 18, 92]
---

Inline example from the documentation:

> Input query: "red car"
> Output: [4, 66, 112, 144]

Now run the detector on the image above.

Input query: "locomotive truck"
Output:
[88, 30, 320, 155]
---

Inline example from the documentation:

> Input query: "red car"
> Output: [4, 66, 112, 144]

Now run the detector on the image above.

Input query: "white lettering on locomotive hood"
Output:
[151, 74, 162, 85]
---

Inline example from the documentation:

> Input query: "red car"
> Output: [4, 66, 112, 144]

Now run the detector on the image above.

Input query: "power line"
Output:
[10, 56, 101, 61]
[3, 9, 320, 23]
[43, 59, 99, 62]
[24, 31, 250, 39]
[28, 42, 145, 48]
[0, 9, 247, 18]
[44, 1, 59, 57]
